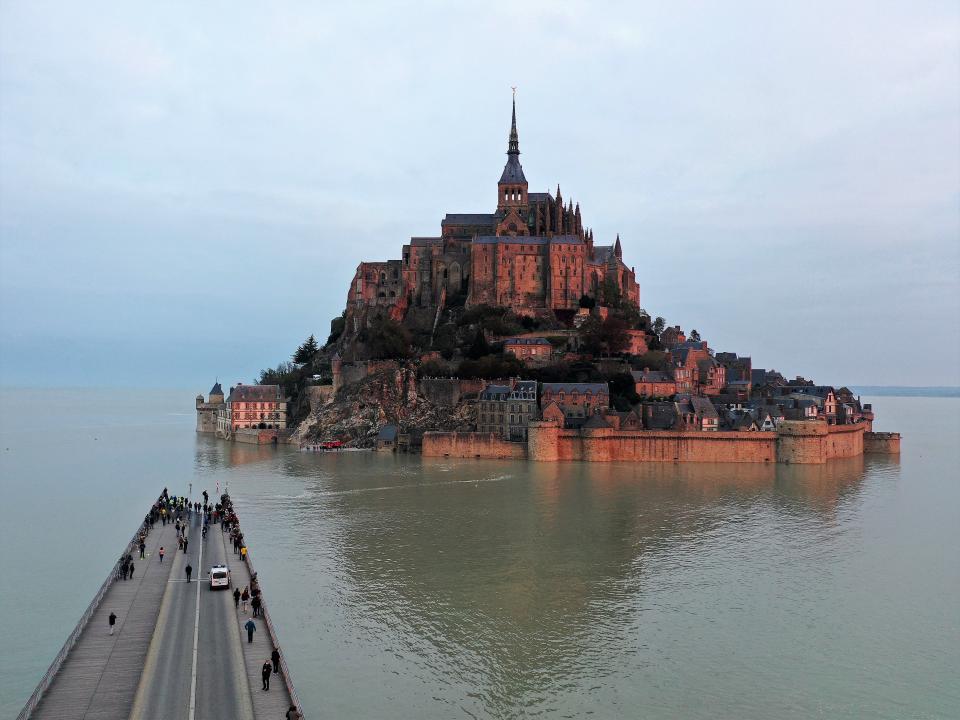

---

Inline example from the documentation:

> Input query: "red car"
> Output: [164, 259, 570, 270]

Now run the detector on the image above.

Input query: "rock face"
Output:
[292, 365, 476, 447]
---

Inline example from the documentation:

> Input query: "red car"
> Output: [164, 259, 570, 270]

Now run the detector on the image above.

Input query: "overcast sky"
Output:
[1, 1, 958, 389]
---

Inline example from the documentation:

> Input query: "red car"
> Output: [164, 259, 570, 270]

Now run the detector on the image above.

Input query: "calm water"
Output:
[0, 389, 957, 719]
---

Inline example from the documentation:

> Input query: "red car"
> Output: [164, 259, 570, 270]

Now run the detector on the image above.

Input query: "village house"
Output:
[675, 394, 720, 431]
[477, 379, 538, 440]
[639, 401, 680, 430]
[376, 424, 398, 451]
[226, 384, 288, 431]
[659, 326, 686, 349]
[632, 368, 677, 398]
[503, 337, 553, 365]
[696, 356, 727, 396]
[540, 382, 609, 428]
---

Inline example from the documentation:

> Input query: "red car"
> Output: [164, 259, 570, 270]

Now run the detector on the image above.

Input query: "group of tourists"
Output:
[106, 488, 300, 716]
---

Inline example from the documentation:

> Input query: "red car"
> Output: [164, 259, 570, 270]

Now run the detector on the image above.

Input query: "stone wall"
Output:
[419, 378, 462, 406]
[306, 385, 335, 411]
[864, 431, 901, 454]
[529, 419, 868, 464]
[234, 428, 280, 445]
[422, 431, 527, 459]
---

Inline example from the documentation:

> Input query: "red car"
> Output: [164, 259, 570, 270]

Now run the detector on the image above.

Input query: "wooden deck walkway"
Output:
[220, 528, 297, 719]
[30, 520, 178, 720]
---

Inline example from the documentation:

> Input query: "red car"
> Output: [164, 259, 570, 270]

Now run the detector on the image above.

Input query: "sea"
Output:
[0, 388, 957, 719]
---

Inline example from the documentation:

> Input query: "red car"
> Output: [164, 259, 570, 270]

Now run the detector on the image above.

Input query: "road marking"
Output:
[188, 527, 203, 720]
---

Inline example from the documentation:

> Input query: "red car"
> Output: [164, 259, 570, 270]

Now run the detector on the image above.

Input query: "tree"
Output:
[578, 294, 596, 309]
[579, 314, 629, 356]
[293, 334, 320, 364]
[364, 316, 412, 359]
[467, 328, 490, 359]
[689, 329, 701, 342]
[652, 316, 666, 336]
[326, 315, 346, 346]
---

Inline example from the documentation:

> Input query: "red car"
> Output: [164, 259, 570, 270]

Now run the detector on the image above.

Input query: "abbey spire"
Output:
[497, 92, 528, 211]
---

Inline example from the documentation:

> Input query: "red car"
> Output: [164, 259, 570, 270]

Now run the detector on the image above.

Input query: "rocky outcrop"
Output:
[291, 364, 477, 447]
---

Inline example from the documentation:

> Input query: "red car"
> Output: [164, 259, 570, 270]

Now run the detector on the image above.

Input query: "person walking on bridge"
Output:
[158, 546, 165, 563]
[183, 536, 189, 554]
[271, 648, 280, 674]
[129, 561, 135, 579]
[286, 705, 301, 720]
[245, 618, 256, 644]
[185, 562, 192, 583]
[139, 540, 145, 559]
[241, 586, 249, 613]
[233, 587, 240, 609]
[108, 612, 117, 636]
[261, 660, 271, 690]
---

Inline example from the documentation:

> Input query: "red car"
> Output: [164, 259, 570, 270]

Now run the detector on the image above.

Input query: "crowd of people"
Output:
[104, 487, 300, 717]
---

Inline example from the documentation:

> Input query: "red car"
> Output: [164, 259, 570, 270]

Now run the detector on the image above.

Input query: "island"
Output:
[196, 97, 900, 464]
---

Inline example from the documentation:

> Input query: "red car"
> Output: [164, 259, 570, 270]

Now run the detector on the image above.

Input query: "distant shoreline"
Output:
[852, 387, 960, 398]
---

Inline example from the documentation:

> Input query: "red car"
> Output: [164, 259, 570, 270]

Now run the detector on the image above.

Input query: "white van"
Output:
[209, 564, 231, 590]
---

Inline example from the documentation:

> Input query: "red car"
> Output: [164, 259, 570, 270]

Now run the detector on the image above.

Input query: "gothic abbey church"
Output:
[347, 98, 640, 323]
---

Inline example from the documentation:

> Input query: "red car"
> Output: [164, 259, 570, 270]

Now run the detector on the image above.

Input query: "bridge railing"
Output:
[243, 543, 306, 718]
[18, 516, 151, 720]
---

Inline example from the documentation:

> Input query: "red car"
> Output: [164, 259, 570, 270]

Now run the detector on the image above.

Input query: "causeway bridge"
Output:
[18, 493, 304, 720]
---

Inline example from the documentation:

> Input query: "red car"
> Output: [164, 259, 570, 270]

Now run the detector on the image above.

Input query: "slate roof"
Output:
[473, 235, 582, 245]
[631, 370, 672, 383]
[690, 396, 719, 418]
[499, 155, 527, 183]
[643, 403, 678, 429]
[441, 214, 498, 226]
[583, 413, 611, 429]
[504, 337, 551, 346]
[479, 384, 512, 400]
[528, 192, 552, 202]
[593, 246, 613, 262]
[409, 237, 442, 246]
[377, 424, 398, 442]
[229, 385, 282, 402]
[542, 382, 609, 394]
[210, 382, 223, 396]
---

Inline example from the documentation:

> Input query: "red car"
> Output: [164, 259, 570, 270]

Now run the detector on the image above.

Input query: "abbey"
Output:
[347, 98, 640, 320]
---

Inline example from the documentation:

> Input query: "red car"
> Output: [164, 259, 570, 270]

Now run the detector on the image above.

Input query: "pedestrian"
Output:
[251, 595, 261, 617]
[139, 540, 145, 559]
[233, 587, 240, 609]
[129, 561, 135, 579]
[240, 545, 247, 562]
[183, 537, 188, 554]
[185, 563, 193, 583]
[158, 546, 165, 563]
[245, 618, 256, 643]
[241, 587, 249, 613]
[261, 660, 271, 690]
[286, 705, 301, 720]
[271, 648, 280, 674]
[121, 562, 129, 581]
[108, 611, 117, 635]
[178, 536, 183, 551]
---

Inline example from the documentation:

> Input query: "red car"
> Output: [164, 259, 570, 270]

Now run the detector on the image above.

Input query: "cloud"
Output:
[1, 1, 958, 386]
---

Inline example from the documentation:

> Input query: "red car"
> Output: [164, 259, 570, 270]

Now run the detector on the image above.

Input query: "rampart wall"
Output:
[422, 432, 528, 460]
[864, 431, 901, 454]
[423, 422, 874, 465]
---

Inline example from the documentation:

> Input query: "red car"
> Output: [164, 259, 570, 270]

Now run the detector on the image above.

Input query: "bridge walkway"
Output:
[226, 532, 297, 720]
[31, 518, 179, 720]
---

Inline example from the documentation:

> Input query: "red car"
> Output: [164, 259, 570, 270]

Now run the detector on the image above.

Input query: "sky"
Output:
[1, 1, 958, 389]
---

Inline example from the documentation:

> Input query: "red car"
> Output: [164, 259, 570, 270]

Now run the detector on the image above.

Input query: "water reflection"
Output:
[306, 456, 874, 714]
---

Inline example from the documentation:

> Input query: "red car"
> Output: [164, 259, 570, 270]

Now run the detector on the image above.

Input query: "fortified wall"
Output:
[420, 431, 527, 460]
[424, 420, 899, 465]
